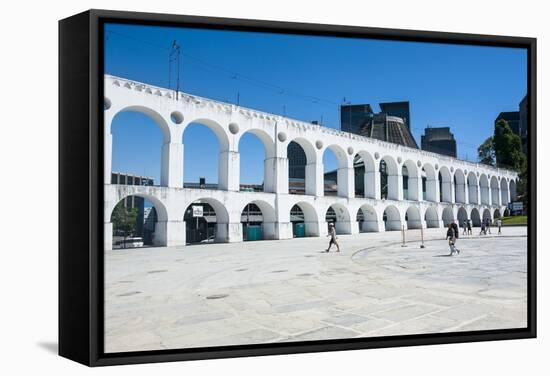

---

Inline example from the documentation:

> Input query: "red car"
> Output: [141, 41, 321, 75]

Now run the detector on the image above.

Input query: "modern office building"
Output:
[519, 95, 528, 152]
[421, 127, 457, 158]
[495, 111, 520, 136]
[379, 101, 411, 130]
[340, 104, 374, 135]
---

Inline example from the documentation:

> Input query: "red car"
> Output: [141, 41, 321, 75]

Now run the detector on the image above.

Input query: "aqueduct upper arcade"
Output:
[104, 75, 519, 250]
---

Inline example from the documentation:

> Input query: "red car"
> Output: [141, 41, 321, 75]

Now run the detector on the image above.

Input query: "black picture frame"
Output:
[59, 9, 537, 367]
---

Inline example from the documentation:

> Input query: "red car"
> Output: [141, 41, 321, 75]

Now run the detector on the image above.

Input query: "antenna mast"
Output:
[169, 40, 181, 100]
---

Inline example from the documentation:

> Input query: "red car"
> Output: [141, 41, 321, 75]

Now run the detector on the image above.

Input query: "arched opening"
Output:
[240, 200, 277, 241]
[423, 164, 437, 202]
[357, 204, 379, 232]
[467, 172, 479, 204]
[405, 206, 422, 229]
[490, 176, 499, 206]
[323, 148, 339, 196]
[509, 179, 517, 201]
[184, 198, 230, 244]
[383, 205, 401, 231]
[482, 208, 492, 223]
[111, 110, 164, 186]
[442, 206, 454, 226]
[480, 174, 490, 205]
[325, 203, 352, 234]
[183, 122, 224, 190]
[454, 170, 466, 203]
[353, 151, 377, 198]
[471, 208, 481, 227]
[494, 209, 502, 219]
[504, 208, 510, 217]
[239, 130, 274, 192]
[380, 156, 399, 200]
[457, 207, 468, 226]
[500, 178, 510, 205]
[290, 202, 319, 237]
[323, 145, 349, 197]
[109, 194, 168, 249]
[288, 138, 316, 196]
[403, 160, 420, 201]
[424, 206, 439, 228]
[439, 167, 452, 203]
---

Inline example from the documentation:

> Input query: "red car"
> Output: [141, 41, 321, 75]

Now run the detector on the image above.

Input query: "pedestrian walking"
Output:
[325, 223, 340, 253]
[467, 219, 472, 235]
[446, 223, 459, 256]
[462, 220, 467, 235]
[497, 218, 502, 235]
[480, 221, 486, 235]
[485, 217, 491, 234]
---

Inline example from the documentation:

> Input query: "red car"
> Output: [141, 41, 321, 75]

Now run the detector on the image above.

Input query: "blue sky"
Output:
[105, 23, 527, 185]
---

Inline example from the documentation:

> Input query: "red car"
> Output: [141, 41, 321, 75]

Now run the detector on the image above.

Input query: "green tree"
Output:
[111, 202, 138, 247]
[477, 136, 495, 166]
[493, 119, 526, 171]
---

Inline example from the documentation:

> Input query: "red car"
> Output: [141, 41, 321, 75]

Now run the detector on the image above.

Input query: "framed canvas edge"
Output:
[59, 8, 537, 367]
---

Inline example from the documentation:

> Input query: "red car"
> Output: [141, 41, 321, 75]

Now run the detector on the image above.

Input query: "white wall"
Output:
[0, 1, 546, 376]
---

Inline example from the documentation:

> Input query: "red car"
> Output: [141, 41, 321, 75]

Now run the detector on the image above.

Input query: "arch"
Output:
[423, 163, 437, 202]
[185, 118, 230, 152]
[353, 151, 377, 198]
[467, 172, 479, 204]
[240, 200, 277, 240]
[454, 169, 466, 203]
[405, 206, 422, 229]
[490, 176, 500, 206]
[470, 208, 481, 227]
[441, 206, 454, 226]
[494, 208, 502, 219]
[323, 144, 350, 198]
[110, 105, 171, 143]
[325, 203, 352, 234]
[291, 201, 320, 237]
[238, 129, 274, 192]
[383, 205, 402, 231]
[183, 123, 221, 189]
[500, 178, 510, 205]
[402, 160, 420, 201]
[183, 197, 231, 243]
[288, 137, 317, 196]
[479, 174, 490, 205]
[509, 179, 517, 201]
[457, 207, 468, 225]
[439, 166, 452, 203]
[424, 206, 439, 228]
[380, 155, 399, 200]
[357, 204, 379, 232]
[482, 208, 492, 223]
[109, 194, 169, 248]
[110, 110, 164, 186]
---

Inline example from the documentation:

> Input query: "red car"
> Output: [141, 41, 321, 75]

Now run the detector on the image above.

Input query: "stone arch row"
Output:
[104, 84, 518, 205]
[105, 190, 503, 250]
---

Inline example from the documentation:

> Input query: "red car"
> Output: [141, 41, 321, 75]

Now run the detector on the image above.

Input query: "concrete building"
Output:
[519, 95, 528, 152]
[103, 75, 518, 250]
[421, 127, 457, 158]
[379, 101, 411, 130]
[495, 111, 520, 136]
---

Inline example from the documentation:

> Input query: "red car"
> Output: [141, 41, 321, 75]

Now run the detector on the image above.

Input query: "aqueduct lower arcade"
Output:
[104, 75, 519, 250]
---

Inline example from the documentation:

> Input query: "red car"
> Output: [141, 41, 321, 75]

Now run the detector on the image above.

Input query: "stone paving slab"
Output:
[104, 227, 528, 353]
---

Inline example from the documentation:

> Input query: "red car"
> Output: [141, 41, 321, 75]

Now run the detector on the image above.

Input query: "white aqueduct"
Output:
[104, 75, 519, 250]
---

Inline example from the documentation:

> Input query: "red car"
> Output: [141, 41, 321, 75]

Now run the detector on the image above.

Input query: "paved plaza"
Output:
[104, 226, 528, 353]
